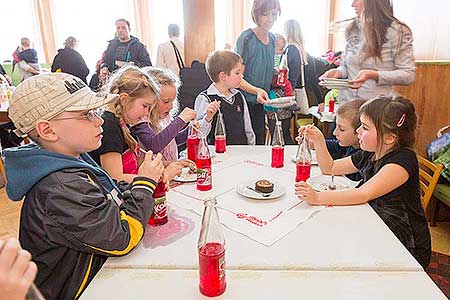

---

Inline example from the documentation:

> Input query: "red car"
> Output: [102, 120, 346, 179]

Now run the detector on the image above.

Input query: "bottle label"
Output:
[218, 255, 226, 281]
[197, 167, 211, 186]
[152, 196, 167, 219]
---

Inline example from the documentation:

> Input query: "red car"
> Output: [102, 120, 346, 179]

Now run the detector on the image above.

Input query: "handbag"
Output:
[293, 47, 310, 115]
[178, 60, 212, 109]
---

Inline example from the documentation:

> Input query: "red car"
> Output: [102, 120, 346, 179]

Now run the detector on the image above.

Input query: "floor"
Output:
[1, 187, 449, 255]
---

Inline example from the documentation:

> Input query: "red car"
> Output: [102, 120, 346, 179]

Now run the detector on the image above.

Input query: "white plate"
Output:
[321, 78, 349, 83]
[290, 150, 318, 165]
[307, 175, 355, 191]
[173, 168, 197, 182]
[236, 179, 286, 200]
[319, 82, 351, 89]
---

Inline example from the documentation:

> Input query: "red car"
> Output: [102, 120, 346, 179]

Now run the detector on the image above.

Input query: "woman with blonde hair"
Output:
[131, 67, 201, 167]
[320, 0, 415, 103]
[267, 19, 323, 144]
[89, 66, 160, 183]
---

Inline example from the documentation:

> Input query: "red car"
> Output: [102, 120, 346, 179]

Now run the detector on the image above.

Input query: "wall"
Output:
[395, 62, 450, 156]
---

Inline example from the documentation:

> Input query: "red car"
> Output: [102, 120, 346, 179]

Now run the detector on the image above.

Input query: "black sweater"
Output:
[51, 48, 90, 83]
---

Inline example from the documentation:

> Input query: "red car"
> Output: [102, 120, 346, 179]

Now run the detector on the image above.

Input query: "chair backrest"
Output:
[417, 155, 443, 210]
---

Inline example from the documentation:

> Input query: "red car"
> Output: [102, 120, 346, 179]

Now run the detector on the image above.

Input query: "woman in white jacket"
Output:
[321, 0, 415, 103]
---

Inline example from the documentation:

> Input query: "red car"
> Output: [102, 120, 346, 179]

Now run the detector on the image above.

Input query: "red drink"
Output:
[329, 98, 335, 113]
[215, 135, 226, 153]
[198, 242, 226, 297]
[271, 146, 284, 168]
[296, 162, 311, 182]
[197, 157, 212, 191]
[276, 68, 288, 86]
[148, 180, 168, 226]
[187, 135, 199, 161]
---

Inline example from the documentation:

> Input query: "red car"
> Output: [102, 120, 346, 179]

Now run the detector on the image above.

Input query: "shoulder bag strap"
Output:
[170, 41, 185, 69]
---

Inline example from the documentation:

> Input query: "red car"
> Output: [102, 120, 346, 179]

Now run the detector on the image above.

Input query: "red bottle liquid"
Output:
[197, 137, 212, 191]
[296, 162, 311, 182]
[276, 49, 289, 87]
[271, 121, 285, 168]
[329, 98, 335, 113]
[148, 180, 168, 226]
[187, 134, 199, 161]
[198, 198, 226, 297]
[271, 146, 284, 168]
[215, 135, 226, 153]
[198, 242, 226, 297]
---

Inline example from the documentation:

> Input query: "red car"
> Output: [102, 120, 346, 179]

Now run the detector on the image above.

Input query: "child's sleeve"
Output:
[131, 118, 186, 153]
[43, 172, 156, 257]
[194, 93, 212, 137]
[242, 95, 256, 145]
[350, 150, 367, 170]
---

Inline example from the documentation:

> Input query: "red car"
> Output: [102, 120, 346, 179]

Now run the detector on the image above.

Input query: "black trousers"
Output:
[247, 103, 266, 145]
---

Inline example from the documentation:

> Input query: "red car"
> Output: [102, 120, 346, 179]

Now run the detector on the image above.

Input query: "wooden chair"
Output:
[417, 155, 443, 223]
[0, 144, 5, 187]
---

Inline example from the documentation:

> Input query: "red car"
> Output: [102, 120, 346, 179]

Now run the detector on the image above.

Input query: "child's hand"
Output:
[138, 151, 164, 182]
[205, 101, 220, 122]
[318, 103, 325, 113]
[0, 238, 37, 300]
[297, 125, 324, 145]
[164, 161, 184, 181]
[178, 159, 196, 170]
[295, 181, 321, 205]
[179, 108, 196, 123]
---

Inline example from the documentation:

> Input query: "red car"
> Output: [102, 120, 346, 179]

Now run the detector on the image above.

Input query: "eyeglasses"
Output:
[52, 109, 102, 122]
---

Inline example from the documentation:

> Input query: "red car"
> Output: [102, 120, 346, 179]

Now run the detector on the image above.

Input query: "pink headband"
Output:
[397, 113, 406, 127]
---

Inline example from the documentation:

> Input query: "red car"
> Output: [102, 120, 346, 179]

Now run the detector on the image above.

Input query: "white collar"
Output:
[206, 84, 239, 100]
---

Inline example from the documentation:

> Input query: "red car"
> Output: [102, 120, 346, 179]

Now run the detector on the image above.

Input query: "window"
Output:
[52, 0, 132, 76]
[147, 0, 184, 59]
[214, 0, 330, 56]
[1, 0, 44, 64]
[272, 0, 330, 56]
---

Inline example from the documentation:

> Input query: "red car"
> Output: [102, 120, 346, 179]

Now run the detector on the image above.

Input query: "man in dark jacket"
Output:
[102, 18, 152, 73]
[51, 36, 90, 83]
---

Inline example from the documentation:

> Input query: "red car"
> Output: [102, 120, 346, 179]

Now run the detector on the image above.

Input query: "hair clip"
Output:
[397, 113, 406, 127]
[119, 119, 126, 128]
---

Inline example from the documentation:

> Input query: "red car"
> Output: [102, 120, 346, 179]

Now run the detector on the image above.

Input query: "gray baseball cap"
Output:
[9, 73, 118, 135]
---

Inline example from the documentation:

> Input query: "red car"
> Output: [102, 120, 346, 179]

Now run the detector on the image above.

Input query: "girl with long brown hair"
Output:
[321, 0, 415, 103]
[296, 96, 431, 268]
[89, 66, 160, 182]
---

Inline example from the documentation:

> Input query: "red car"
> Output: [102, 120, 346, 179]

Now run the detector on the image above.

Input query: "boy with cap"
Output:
[4, 73, 164, 300]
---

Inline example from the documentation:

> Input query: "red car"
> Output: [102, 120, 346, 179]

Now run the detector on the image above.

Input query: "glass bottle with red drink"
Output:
[271, 120, 285, 168]
[214, 111, 226, 153]
[196, 137, 212, 191]
[148, 179, 168, 226]
[198, 197, 226, 297]
[187, 124, 200, 161]
[329, 97, 335, 113]
[296, 135, 312, 182]
[276, 48, 289, 86]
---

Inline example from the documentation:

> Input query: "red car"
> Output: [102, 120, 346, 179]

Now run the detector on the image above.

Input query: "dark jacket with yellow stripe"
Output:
[4, 144, 156, 300]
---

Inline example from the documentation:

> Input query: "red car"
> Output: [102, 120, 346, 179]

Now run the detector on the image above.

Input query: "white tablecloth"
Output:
[105, 146, 422, 272]
[83, 268, 446, 300]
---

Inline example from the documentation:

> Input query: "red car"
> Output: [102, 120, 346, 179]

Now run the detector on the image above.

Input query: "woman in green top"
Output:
[235, 0, 281, 145]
